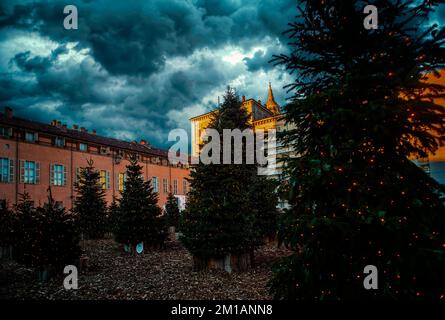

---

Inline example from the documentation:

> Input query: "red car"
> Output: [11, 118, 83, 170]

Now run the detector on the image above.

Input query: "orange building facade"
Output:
[0, 107, 190, 210]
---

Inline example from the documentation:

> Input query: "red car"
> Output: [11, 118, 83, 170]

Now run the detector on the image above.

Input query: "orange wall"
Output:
[0, 137, 189, 209]
[425, 72, 445, 162]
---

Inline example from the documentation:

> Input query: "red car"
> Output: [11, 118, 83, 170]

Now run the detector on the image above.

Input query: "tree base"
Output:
[0, 246, 13, 260]
[79, 254, 90, 272]
[168, 226, 176, 241]
[36, 266, 52, 282]
[193, 252, 253, 273]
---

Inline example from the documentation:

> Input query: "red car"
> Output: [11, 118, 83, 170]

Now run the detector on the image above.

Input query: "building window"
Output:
[163, 178, 168, 194]
[118, 173, 127, 192]
[152, 176, 159, 193]
[20, 160, 40, 184]
[183, 180, 187, 195]
[25, 132, 37, 142]
[79, 143, 88, 152]
[55, 136, 65, 147]
[0, 158, 14, 183]
[0, 126, 12, 138]
[100, 170, 110, 190]
[50, 164, 66, 186]
[173, 179, 178, 195]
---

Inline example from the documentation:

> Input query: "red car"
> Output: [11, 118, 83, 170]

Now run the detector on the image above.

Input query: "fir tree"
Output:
[73, 159, 107, 239]
[165, 192, 180, 230]
[0, 201, 15, 258]
[16, 189, 80, 273]
[249, 176, 279, 243]
[180, 87, 258, 268]
[108, 197, 120, 234]
[270, 0, 445, 300]
[115, 154, 167, 249]
[14, 192, 38, 266]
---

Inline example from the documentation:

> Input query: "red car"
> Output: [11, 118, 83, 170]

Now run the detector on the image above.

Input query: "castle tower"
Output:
[265, 82, 280, 114]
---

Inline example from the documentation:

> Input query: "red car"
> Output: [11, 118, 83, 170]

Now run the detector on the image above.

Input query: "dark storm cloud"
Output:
[0, 0, 298, 148]
[0, 0, 296, 76]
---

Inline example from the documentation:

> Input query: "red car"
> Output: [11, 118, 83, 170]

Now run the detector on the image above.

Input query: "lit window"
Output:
[55, 137, 65, 147]
[173, 179, 178, 195]
[0, 158, 11, 183]
[20, 160, 39, 184]
[100, 170, 110, 190]
[183, 180, 187, 194]
[118, 173, 127, 192]
[152, 176, 159, 193]
[163, 178, 168, 194]
[51, 164, 66, 186]
[25, 132, 37, 142]
[79, 143, 88, 151]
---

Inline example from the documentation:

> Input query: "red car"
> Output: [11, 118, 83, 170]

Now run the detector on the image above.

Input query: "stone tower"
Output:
[265, 82, 280, 114]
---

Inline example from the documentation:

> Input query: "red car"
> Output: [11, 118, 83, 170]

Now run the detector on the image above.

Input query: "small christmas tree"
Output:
[114, 154, 167, 250]
[108, 197, 120, 234]
[165, 192, 180, 230]
[14, 192, 38, 266]
[73, 159, 107, 239]
[0, 201, 15, 259]
[16, 189, 80, 278]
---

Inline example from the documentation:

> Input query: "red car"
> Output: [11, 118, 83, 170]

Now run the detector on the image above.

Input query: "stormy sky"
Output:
[0, 0, 298, 149]
[0, 1, 444, 150]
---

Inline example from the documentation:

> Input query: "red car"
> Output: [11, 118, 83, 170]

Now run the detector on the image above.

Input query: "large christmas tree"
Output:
[270, 0, 445, 299]
[114, 154, 167, 249]
[73, 159, 107, 239]
[181, 87, 259, 271]
[249, 176, 279, 243]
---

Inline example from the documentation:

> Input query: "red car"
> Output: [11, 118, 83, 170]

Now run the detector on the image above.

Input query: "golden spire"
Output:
[266, 82, 280, 114]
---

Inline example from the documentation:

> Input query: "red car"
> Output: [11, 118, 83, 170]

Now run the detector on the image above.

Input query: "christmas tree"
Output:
[180, 87, 258, 271]
[269, 0, 445, 299]
[14, 192, 38, 266]
[108, 197, 120, 234]
[0, 201, 15, 259]
[249, 176, 279, 243]
[165, 192, 180, 230]
[15, 189, 80, 276]
[73, 159, 107, 239]
[114, 154, 167, 249]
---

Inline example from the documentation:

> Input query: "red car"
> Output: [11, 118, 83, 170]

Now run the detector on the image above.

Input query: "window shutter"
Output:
[9, 159, 14, 183]
[34, 132, 38, 142]
[63, 165, 67, 186]
[106, 171, 110, 190]
[115, 173, 119, 191]
[35, 162, 40, 184]
[50, 164, 54, 185]
[19, 160, 25, 183]
[76, 167, 80, 184]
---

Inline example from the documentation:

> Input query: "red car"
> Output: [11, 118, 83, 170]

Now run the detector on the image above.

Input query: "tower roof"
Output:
[266, 82, 280, 114]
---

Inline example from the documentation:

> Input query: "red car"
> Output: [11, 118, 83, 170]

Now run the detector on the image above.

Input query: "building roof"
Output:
[190, 84, 281, 121]
[0, 108, 168, 158]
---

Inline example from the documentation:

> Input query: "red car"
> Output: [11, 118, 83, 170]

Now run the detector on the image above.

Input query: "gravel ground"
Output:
[0, 239, 290, 300]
